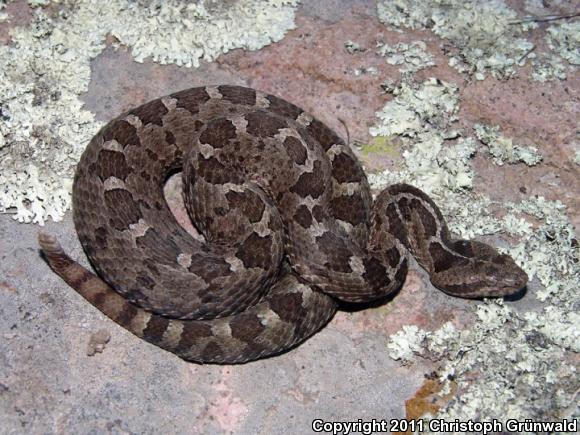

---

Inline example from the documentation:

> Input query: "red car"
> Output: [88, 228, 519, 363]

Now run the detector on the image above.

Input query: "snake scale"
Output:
[38, 85, 528, 364]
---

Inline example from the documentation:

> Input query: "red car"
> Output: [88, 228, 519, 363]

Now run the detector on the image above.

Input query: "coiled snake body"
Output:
[39, 85, 528, 363]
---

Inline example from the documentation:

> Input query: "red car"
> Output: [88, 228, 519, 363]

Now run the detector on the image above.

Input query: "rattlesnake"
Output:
[38, 85, 528, 363]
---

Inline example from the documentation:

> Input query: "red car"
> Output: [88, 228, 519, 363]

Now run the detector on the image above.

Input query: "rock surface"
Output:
[1, 0, 577, 433]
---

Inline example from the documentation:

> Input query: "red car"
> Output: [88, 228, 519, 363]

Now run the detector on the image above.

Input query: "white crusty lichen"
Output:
[0, 0, 300, 224]
[376, 0, 534, 80]
[369, 77, 459, 139]
[391, 300, 579, 422]
[531, 20, 580, 82]
[387, 324, 427, 362]
[507, 197, 579, 305]
[376, 40, 435, 73]
[352, 66, 378, 77]
[376, 0, 432, 30]
[368, 77, 475, 196]
[344, 40, 365, 54]
[369, 76, 578, 422]
[474, 123, 543, 166]
[546, 21, 580, 67]
[382, 190, 580, 423]
[0, 2, 7, 22]
[376, 0, 578, 82]
[1, 5, 102, 224]
[530, 54, 569, 82]
[111, 0, 300, 67]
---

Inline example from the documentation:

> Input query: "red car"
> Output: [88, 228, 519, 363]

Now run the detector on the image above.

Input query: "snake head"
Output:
[470, 253, 529, 297]
[488, 254, 528, 296]
[438, 240, 529, 298]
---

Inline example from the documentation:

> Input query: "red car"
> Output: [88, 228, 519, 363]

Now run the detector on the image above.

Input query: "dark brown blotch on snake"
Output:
[38, 85, 528, 363]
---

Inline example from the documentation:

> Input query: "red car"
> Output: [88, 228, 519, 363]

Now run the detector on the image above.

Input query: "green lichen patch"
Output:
[359, 135, 400, 159]
[474, 123, 543, 166]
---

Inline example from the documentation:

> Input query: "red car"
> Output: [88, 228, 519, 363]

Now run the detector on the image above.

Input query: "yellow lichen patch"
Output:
[359, 136, 400, 159]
